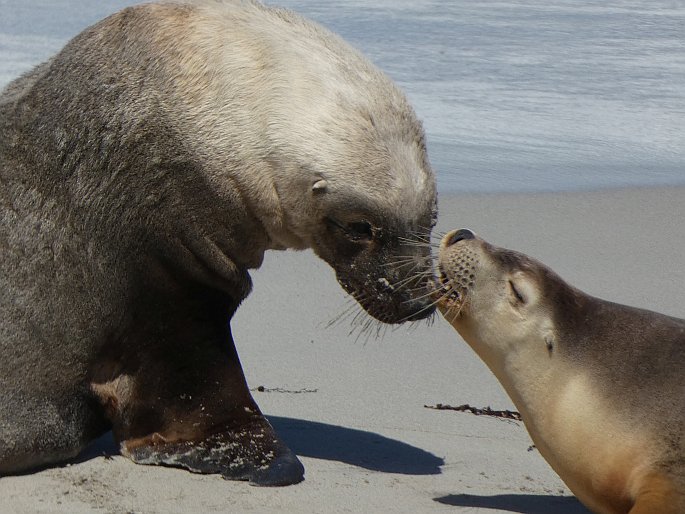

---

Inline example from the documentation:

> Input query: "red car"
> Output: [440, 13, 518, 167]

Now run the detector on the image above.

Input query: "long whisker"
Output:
[387, 253, 438, 262]
[401, 228, 446, 243]
[326, 299, 360, 328]
[355, 316, 378, 344]
[384, 258, 438, 271]
[397, 241, 440, 250]
[383, 259, 422, 273]
[383, 257, 417, 265]
[394, 283, 462, 324]
[393, 273, 425, 291]
[408, 285, 443, 303]
[350, 306, 369, 329]
[446, 301, 464, 324]
[398, 237, 432, 247]
[394, 300, 439, 324]
[406, 312, 437, 331]
[390, 269, 435, 293]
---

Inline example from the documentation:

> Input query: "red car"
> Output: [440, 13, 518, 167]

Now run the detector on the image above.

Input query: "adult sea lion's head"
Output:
[298, 104, 438, 324]
[309, 168, 437, 324]
[168, 3, 439, 324]
[260, 85, 437, 323]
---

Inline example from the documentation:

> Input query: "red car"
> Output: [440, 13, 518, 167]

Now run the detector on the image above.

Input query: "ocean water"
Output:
[1, 0, 683, 193]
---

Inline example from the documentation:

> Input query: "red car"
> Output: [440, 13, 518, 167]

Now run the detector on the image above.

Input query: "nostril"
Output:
[447, 228, 475, 246]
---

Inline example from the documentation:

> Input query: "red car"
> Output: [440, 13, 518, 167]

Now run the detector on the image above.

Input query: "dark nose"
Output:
[447, 228, 475, 246]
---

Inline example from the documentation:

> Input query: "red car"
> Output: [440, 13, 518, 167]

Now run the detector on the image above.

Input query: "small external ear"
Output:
[312, 179, 328, 193]
[544, 335, 554, 355]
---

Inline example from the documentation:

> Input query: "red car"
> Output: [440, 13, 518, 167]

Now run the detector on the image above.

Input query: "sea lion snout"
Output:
[435, 229, 481, 313]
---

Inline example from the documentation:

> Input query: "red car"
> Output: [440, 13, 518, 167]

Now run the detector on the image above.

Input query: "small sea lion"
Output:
[0, 1, 437, 485]
[436, 228, 685, 514]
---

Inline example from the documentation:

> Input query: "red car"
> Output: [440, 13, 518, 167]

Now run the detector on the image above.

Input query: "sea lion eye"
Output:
[347, 221, 373, 241]
[509, 280, 526, 304]
[325, 217, 374, 242]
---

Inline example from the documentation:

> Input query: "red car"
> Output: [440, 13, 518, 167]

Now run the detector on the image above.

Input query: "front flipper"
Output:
[91, 298, 304, 487]
[122, 416, 304, 486]
[628, 472, 685, 514]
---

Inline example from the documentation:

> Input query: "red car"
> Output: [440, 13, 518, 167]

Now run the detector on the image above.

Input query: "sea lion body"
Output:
[0, 1, 436, 484]
[437, 229, 685, 514]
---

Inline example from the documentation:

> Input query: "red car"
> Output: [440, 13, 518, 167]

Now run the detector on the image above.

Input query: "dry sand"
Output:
[1, 186, 683, 513]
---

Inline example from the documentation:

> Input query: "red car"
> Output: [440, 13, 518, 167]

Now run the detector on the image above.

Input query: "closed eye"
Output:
[509, 280, 525, 304]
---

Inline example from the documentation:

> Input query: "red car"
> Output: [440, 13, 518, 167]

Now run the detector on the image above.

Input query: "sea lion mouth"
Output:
[337, 274, 436, 324]
[434, 267, 467, 312]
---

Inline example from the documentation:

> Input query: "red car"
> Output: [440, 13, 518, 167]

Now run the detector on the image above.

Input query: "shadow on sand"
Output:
[76, 416, 444, 476]
[269, 416, 444, 475]
[435, 493, 591, 514]
[76, 431, 120, 463]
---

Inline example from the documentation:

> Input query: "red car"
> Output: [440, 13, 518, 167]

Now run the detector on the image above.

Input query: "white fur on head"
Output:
[141, 1, 435, 248]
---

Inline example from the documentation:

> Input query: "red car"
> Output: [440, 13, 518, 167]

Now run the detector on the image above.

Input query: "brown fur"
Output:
[437, 229, 685, 513]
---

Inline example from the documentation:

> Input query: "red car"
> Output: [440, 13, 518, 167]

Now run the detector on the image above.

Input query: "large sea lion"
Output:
[436, 229, 685, 514]
[0, 1, 437, 485]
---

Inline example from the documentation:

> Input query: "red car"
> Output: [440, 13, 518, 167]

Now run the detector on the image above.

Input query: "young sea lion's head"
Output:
[436, 229, 559, 358]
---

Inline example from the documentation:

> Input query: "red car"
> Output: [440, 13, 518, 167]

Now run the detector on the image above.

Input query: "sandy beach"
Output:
[1, 186, 683, 513]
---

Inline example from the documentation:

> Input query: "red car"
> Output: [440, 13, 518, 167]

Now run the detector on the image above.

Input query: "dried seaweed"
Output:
[425, 403, 522, 421]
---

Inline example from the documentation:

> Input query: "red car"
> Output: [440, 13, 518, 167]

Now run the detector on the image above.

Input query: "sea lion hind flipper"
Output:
[121, 417, 304, 486]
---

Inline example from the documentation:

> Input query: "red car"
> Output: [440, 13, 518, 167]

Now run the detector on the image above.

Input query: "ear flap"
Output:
[312, 179, 328, 193]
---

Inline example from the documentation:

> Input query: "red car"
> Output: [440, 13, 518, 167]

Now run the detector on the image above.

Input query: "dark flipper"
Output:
[93, 297, 304, 487]
[123, 416, 304, 486]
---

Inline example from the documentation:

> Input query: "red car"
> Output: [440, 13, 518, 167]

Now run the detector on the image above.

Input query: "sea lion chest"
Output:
[504, 356, 652, 514]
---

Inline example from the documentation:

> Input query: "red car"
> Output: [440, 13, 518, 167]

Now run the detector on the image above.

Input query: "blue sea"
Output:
[1, 0, 683, 193]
